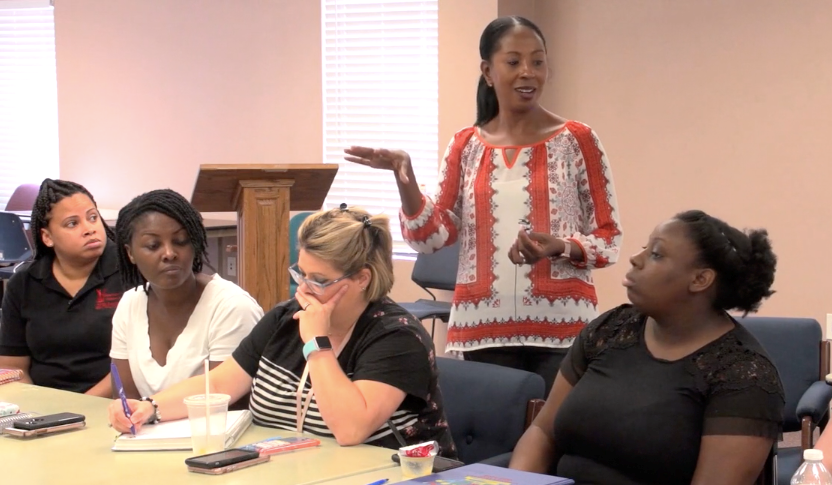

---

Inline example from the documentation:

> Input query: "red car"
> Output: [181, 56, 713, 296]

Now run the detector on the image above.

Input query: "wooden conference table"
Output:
[0, 383, 397, 485]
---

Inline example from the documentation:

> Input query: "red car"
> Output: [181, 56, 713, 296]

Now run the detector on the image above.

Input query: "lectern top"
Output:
[191, 164, 338, 212]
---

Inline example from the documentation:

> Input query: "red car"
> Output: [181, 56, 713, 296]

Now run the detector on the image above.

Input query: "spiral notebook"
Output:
[111, 410, 252, 451]
[0, 413, 39, 431]
[0, 369, 22, 385]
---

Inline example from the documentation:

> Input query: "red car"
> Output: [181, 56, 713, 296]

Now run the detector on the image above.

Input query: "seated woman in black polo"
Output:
[0, 179, 124, 396]
[107, 206, 456, 458]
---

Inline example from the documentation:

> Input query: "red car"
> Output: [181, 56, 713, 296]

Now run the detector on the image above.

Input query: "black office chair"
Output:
[0, 212, 32, 267]
[399, 241, 459, 337]
[0, 212, 34, 313]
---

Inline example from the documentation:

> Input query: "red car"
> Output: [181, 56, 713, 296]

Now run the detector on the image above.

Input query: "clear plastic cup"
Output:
[183, 393, 230, 455]
[399, 455, 436, 479]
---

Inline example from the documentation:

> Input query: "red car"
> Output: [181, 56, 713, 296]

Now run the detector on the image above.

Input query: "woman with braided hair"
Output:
[109, 189, 262, 400]
[0, 178, 123, 396]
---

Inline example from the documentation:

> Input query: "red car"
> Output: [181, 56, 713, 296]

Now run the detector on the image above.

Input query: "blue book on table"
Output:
[394, 463, 574, 485]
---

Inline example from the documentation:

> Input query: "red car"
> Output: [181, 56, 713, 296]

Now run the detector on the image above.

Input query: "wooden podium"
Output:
[191, 164, 338, 311]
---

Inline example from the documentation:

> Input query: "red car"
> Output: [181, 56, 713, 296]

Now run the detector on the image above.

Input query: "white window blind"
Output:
[322, 0, 438, 253]
[0, 0, 57, 209]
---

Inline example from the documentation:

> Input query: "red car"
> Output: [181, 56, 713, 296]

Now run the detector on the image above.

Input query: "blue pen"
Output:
[365, 480, 388, 485]
[110, 362, 136, 435]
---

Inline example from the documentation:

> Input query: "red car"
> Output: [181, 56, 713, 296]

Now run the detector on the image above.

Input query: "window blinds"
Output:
[322, 0, 438, 253]
[0, 0, 57, 209]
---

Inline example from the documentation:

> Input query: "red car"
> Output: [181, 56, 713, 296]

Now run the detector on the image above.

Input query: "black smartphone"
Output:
[13, 412, 85, 430]
[184, 448, 261, 469]
[391, 453, 465, 472]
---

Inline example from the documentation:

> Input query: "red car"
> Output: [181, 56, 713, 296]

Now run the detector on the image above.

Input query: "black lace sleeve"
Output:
[694, 332, 785, 439]
[559, 305, 642, 385]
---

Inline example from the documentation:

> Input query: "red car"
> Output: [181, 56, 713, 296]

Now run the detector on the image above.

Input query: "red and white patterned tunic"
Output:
[400, 121, 622, 352]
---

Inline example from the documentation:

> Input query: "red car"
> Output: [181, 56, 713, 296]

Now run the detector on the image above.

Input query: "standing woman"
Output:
[345, 16, 622, 391]
[109, 189, 262, 399]
[0, 179, 123, 396]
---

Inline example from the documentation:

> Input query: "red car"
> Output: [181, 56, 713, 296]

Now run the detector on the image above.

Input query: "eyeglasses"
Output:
[288, 264, 355, 295]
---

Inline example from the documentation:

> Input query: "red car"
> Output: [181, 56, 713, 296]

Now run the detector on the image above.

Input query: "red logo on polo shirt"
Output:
[95, 289, 122, 310]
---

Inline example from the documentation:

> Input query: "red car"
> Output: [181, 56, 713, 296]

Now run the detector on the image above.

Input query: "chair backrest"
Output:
[289, 212, 313, 265]
[411, 241, 459, 292]
[0, 212, 33, 263]
[288, 212, 313, 298]
[4, 184, 39, 212]
[436, 357, 546, 464]
[738, 316, 822, 432]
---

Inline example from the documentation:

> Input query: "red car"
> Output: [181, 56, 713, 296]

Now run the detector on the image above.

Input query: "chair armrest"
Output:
[478, 452, 512, 468]
[796, 381, 832, 424]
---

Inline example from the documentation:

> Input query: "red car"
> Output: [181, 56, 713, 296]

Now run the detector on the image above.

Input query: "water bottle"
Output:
[791, 449, 832, 485]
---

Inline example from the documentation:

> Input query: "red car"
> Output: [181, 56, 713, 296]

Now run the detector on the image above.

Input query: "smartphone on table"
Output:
[4, 412, 86, 438]
[185, 448, 269, 475]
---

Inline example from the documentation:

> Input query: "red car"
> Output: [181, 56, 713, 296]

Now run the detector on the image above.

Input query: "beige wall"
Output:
[526, 0, 832, 323]
[54, 0, 322, 218]
[53, 1, 832, 329]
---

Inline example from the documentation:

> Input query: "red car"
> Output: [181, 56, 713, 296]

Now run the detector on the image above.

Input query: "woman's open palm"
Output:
[344, 146, 412, 183]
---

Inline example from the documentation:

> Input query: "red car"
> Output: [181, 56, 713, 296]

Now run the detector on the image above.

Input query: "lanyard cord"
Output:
[295, 323, 357, 433]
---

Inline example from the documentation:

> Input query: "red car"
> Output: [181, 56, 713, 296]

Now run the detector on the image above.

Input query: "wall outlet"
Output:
[227, 257, 237, 277]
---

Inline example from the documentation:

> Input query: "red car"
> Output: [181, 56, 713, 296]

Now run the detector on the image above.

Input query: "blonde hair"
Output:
[297, 206, 394, 301]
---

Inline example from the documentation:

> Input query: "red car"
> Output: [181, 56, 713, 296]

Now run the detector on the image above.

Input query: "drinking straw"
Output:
[204, 359, 211, 440]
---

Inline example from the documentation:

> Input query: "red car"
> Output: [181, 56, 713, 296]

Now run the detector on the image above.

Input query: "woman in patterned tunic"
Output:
[107, 206, 456, 457]
[344, 16, 622, 391]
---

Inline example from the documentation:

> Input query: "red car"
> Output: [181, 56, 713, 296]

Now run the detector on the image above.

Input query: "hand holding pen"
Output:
[110, 362, 136, 435]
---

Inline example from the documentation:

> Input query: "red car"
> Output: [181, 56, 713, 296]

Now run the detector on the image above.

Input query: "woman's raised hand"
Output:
[344, 146, 412, 184]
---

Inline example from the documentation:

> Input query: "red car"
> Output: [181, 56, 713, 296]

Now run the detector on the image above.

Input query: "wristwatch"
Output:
[303, 336, 333, 360]
[558, 238, 572, 260]
[140, 396, 161, 424]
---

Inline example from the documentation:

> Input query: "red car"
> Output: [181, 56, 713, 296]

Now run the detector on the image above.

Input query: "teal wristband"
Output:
[302, 336, 333, 360]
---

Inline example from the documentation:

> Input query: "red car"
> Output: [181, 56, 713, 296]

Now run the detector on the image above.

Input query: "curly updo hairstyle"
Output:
[675, 210, 776, 316]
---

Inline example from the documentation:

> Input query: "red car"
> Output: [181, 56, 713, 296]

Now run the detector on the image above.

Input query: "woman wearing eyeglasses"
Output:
[106, 206, 457, 458]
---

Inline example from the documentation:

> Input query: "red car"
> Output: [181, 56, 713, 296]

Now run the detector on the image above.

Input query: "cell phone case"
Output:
[3, 421, 86, 438]
[12, 412, 85, 430]
[186, 455, 270, 475]
[238, 436, 321, 456]
[184, 448, 260, 469]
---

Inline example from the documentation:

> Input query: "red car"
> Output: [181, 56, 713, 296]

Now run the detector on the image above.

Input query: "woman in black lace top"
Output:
[510, 210, 784, 485]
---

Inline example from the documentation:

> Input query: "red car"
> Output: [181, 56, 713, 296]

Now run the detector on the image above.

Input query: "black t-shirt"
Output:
[0, 242, 124, 393]
[553, 305, 784, 485]
[232, 297, 457, 458]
